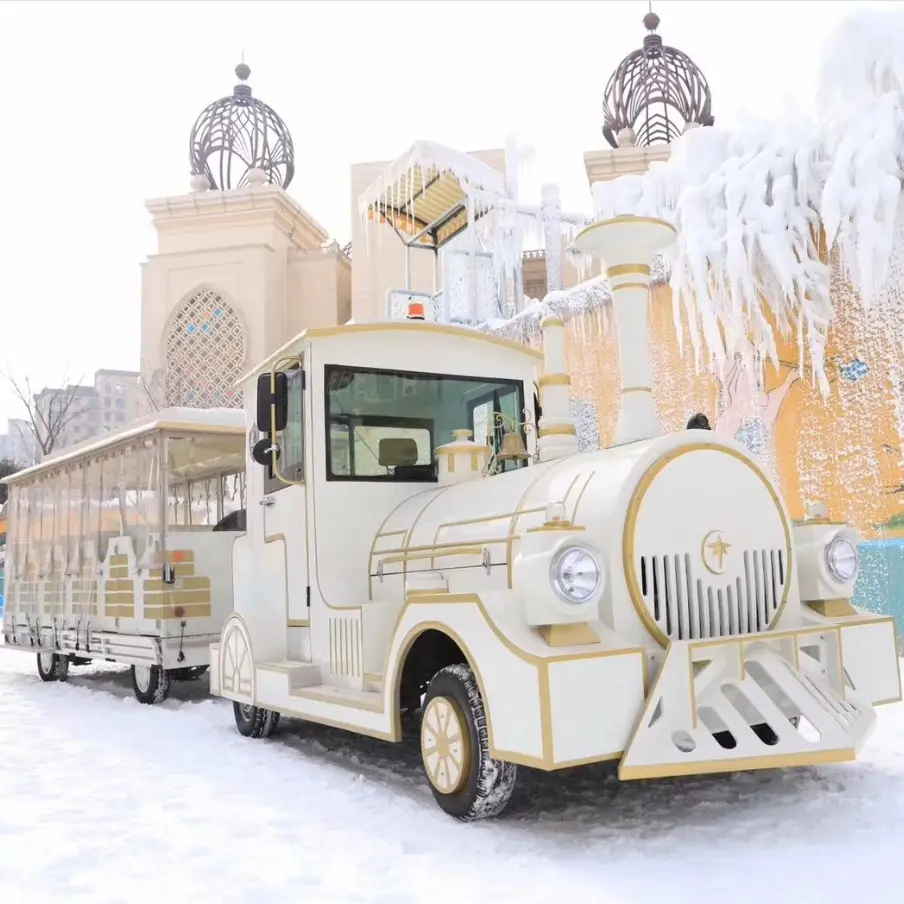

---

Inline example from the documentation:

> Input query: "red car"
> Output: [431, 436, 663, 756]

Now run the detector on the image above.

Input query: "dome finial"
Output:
[643, 10, 660, 32]
[602, 8, 714, 148]
[235, 50, 250, 83]
[189, 61, 295, 191]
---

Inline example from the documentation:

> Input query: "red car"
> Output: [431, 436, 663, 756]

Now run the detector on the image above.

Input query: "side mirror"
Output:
[256, 372, 288, 433]
[251, 437, 277, 467]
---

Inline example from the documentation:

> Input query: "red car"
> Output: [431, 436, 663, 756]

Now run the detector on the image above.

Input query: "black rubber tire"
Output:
[233, 701, 281, 739]
[37, 651, 69, 682]
[421, 664, 517, 821]
[131, 664, 171, 705]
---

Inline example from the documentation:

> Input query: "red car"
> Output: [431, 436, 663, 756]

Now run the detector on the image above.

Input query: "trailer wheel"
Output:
[233, 702, 280, 739]
[37, 652, 70, 682]
[131, 664, 171, 705]
[420, 664, 517, 821]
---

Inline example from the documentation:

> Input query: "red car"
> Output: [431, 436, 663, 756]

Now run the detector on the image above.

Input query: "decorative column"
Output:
[541, 184, 563, 294]
[537, 314, 579, 461]
[573, 215, 676, 446]
[504, 140, 526, 317]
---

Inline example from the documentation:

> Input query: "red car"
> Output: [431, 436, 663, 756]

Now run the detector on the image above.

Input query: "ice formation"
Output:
[357, 140, 507, 224]
[589, 8, 904, 396]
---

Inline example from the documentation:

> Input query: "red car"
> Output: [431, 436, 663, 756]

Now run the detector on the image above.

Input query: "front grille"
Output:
[639, 549, 787, 641]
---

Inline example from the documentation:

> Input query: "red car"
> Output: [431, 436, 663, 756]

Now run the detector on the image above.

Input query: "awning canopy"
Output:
[358, 141, 507, 251]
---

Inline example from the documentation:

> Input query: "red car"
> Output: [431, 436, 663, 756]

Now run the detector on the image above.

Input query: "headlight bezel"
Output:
[549, 544, 603, 606]
[824, 535, 860, 585]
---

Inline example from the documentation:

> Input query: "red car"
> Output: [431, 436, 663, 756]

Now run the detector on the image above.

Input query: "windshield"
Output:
[324, 365, 526, 482]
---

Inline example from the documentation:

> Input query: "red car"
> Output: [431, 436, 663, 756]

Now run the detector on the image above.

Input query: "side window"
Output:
[467, 386, 527, 473]
[266, 363, 305, 492]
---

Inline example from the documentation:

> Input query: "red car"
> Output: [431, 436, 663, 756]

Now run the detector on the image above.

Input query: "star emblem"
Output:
[702, 531, 731, 574]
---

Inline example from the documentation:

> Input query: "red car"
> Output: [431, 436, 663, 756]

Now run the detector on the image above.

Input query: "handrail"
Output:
[375, 545, 489, 579]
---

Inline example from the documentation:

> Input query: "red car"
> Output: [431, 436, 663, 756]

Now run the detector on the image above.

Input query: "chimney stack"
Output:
[573, 215, 676, 446]
[537, 314, 579, 461]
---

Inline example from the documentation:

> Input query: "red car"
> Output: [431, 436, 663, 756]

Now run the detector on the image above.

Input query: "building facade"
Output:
[138, 63, 351, 410]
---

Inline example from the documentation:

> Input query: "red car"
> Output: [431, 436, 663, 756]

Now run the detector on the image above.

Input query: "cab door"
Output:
[258, 358, 310, 629]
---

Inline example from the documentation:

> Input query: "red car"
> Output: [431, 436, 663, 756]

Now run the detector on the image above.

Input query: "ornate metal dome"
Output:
[602, 12, 714, 148]
[189, 62, 295, 190]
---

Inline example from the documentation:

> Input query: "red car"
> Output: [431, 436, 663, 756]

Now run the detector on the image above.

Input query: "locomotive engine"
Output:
[374, 215, 899, 805]
[213, 214, 901, 823]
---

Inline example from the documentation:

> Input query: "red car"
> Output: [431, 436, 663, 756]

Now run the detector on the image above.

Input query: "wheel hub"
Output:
[421, 695, 469, 795]
[133, 665, 152, 693]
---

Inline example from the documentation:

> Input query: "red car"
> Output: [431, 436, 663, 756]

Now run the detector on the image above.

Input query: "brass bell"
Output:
[497, 430, 529, 461]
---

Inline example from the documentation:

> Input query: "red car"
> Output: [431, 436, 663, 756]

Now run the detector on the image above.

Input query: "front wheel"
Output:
[37, 651, 69, 682]
[233, 701, 280, 739]
[131, 664, 171, 705]
[420, 664, 517, 821]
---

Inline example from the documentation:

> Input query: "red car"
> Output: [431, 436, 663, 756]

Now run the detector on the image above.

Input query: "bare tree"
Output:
[1, 369, 95, 461]
[136, 365, 164, 413]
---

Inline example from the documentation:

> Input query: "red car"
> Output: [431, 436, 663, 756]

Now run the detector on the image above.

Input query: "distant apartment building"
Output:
[29, 368, 149, 459]
[0, 418, 37, 466]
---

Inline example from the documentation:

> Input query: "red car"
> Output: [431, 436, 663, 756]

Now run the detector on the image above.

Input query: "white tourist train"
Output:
[209, 215, 902, 820]
[1, 408, 246, 702]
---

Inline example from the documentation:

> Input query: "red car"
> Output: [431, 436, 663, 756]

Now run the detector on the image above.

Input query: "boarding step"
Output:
[258, 659, 322, 688]
[288, 684, 383, 708]
[620, 632, 877, 781]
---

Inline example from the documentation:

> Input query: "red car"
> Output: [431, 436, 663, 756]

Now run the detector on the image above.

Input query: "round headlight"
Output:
[825, 536, 859, 584]
[550, 545, 602, 605]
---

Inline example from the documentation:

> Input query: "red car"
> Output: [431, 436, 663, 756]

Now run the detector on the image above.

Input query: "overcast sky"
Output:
[0, 0, 899, 426]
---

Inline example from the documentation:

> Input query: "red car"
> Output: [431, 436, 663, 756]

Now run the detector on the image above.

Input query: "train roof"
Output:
[238, 319, 543, 386]
[2, 407, 246, 484]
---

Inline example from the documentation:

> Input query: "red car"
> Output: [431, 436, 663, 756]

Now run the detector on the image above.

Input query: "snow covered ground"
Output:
[1, 653, 903, 904]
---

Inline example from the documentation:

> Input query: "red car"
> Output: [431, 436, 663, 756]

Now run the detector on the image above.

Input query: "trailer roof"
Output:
[3, 407, 246, 484]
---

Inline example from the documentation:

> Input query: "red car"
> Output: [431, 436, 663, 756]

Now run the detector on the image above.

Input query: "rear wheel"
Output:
[37, 651, 69, 682]
[233, 701, 280, 739]
[131, 664, 171, 705]
[420, 664, 517, 821]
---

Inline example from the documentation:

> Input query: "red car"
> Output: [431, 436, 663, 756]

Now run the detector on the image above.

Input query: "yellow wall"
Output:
[558, 281, 904, 538]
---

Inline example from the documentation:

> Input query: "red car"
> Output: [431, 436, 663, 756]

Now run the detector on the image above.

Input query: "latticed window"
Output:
[164, 289, 246, 409]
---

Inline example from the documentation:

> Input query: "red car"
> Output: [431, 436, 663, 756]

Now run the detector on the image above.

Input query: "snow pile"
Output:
[2, 656, 904, 903]
[592, 7, 904, 395]
[476, 255, 671, 344]
[479, 278, 610, 343]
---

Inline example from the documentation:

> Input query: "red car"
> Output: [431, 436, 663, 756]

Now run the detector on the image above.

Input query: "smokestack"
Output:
[573, 216, 676, 446]
[537, 314, 578, 461]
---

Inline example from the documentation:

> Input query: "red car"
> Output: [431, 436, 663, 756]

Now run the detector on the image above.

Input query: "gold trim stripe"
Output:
[607, 263, 651, 277]
[539, 424, 577, 438]
[538, 373, 572, 388]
